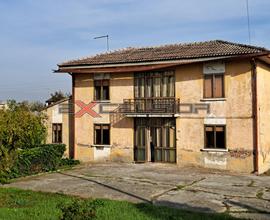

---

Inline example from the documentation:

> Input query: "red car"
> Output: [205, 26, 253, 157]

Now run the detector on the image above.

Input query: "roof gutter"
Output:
[56, 56, 235, 71]
[56, 52, 270, 73]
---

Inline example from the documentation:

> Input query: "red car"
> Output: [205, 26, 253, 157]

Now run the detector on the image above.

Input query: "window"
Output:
[94, 124, 110, 145]
[134, 71, 175, 98]
[205, 125, 226, 149]
[94, 80, 109, 101]
[52, 123, 62, 143]
[204, 74, 224, 98]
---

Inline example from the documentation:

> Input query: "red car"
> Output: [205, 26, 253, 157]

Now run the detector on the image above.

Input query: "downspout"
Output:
[69, 73, 75, 159]
[251, 59, 259, 174]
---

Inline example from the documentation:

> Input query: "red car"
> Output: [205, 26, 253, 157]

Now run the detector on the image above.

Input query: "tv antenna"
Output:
[94, 35, 109, 51]
[246, 0, 251, 44]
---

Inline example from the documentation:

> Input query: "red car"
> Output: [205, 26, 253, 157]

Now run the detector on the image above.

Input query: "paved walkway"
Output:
[3, 163, 270, 219]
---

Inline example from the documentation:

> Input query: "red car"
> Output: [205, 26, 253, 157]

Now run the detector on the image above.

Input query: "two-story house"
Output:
[55, 40, 270, 174]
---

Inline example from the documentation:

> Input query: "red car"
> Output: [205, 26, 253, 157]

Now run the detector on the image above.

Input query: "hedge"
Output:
[10, 144, 66, 178]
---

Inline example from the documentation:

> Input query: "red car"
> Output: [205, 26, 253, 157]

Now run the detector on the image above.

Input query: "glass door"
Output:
[153, 123, 176, 163]
[134, 125, 146, 162]
[134, 118, 176, 163]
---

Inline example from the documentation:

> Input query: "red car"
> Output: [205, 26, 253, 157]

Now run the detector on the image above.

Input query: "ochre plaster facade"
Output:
[45, 99, 73, 158]
[65, 59, 269, 174]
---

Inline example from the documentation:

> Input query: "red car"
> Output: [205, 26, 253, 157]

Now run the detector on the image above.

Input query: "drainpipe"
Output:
[72, 73, 76, 159]
[68, 72, 75, 159]
[251, 59, 259, 174]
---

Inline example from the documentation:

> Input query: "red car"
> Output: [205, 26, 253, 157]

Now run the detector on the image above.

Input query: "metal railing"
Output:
[118, 97, 180, 114]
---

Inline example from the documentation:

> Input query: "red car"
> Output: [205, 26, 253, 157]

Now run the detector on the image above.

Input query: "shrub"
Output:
[60, 158, 80, 167]
[58, 199, 104, 220]
[0, 101, 48, 184]
[0, 145, 17, 184]
[10, 144, 66, 178]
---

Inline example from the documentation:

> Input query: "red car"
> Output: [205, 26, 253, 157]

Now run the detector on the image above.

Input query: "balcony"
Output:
[118, 97, 180, 116]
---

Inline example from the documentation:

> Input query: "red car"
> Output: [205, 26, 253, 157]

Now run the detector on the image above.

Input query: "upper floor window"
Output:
[134, 71, 175, 98]
[203, 62, 225, 99]
[205, 125, 226, 149]
[94, 80, 110, 101]
[204, 74, 224, 98]
[52, 123, 62, 143]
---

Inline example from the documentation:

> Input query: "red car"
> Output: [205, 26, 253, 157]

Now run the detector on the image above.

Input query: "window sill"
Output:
[91, 144, 111, 148]
[200, 98, 226, 102]
[94, 100, 111, 103]
[201, 148, 228, 152]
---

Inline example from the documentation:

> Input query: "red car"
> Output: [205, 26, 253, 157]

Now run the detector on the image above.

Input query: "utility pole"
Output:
[94, 35, 109, 51]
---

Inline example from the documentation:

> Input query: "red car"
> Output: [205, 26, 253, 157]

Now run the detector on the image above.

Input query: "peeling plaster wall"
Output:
[256, 62, 270, 174]
[71, 59, 266, 173]
[44, 100, 71, 158]
[73, 73, 134, 162]
[110, 72, 134, 162]
[175, 60, 254, 173]
[73, 74, 94, 162]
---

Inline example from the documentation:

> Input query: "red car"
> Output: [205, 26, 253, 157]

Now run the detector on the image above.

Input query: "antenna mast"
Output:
[94, 35, 109, 51]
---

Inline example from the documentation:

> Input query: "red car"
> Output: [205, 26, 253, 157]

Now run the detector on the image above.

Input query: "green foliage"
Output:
[0, 100, 47, 149]
[20, 100, 45, 112]
[0, 145, 17, 184]
[10, 144, 66, 178]
[29, 101, 46, 112]
[60, 158, 80, 167]
[47, 91, 68, 103]
[0, 100, 47, 183]
[58, 199, 104, 220]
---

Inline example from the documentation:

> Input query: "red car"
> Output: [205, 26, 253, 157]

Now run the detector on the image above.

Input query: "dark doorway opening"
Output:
[134, 118, 176, 163]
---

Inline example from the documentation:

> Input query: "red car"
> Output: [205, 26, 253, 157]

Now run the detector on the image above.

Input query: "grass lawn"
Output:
[0, 187, 238, 220]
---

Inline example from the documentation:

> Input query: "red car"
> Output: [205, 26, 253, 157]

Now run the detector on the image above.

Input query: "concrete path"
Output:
[3, 163, 270, 219]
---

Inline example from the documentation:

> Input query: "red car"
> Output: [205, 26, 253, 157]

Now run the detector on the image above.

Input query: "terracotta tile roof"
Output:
[59, 40, 269, 67]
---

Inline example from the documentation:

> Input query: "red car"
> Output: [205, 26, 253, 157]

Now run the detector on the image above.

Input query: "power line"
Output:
[246, 0, 251, 44]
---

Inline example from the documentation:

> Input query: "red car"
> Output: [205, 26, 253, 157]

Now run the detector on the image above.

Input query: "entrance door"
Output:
[134, 125, 147, 162]
[134, 118, 176, 163]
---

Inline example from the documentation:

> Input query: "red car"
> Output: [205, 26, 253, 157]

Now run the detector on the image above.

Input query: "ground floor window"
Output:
[94, 124, 110, 145]
[52, 123, 62, 143]
[205, 125, 226, 149]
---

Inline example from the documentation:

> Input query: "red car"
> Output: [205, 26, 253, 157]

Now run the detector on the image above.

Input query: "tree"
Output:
[0, 100, 47, 149]
[46, 91, 68, 105]
[15, 100, 45, 112]
[29, 101, 45, 112]
[0, 100, 47, 182]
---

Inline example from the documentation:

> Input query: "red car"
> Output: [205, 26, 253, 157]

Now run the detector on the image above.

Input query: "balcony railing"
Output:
[118, 97, 180, 114]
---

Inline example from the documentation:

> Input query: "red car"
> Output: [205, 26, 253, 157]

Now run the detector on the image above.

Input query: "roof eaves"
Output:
[57, 52, 269, 69]
[44, 97, 71, 110]
[56, 56, 239, 73]
[216, 40, 269, 52]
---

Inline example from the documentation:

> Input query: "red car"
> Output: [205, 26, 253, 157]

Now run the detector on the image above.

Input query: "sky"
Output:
[0, 0, 270, 102]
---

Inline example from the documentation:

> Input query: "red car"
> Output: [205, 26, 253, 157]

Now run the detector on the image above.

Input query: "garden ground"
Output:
[0, 187, 236, 220]
[2, 162, 270, 220]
